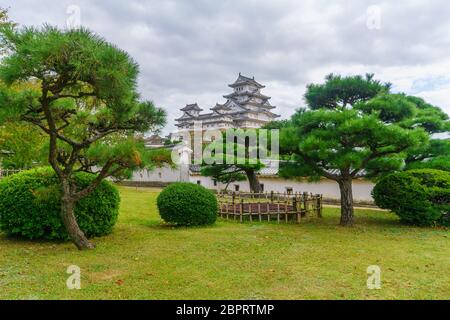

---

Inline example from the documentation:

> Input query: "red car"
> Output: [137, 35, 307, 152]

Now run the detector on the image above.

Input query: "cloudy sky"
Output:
[3, 0, 450, 134]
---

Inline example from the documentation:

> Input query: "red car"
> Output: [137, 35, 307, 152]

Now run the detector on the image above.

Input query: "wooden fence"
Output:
[216, 191, 323, 223]
[0, 169, 22, 179]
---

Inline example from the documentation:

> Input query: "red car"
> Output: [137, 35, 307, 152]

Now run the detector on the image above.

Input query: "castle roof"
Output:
[144, 134, 165, 145]
[180, 103, 203, 112]
[244, 101, 276, 110]
[223, 91, 271, 100]
[211, 103, 232, 111]
[228, 73, 265, 89]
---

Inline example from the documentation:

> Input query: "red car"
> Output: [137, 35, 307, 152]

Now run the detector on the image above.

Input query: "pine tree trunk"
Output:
[245, 169, 261, 193]
[60, 183, 95, 250]
[338, 178, 354, 226]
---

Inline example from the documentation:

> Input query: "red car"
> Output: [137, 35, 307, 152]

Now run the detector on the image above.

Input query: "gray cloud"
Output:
[3, 0, 450, 134]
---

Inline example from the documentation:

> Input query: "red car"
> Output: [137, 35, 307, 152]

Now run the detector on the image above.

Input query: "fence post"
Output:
[233, 194, 237, 220]
[258, 200, 262, 222]
[225, 193, 229, 220]
[294, 197, 301, 223]
[317, 194, 323, 218]
[249, 199, 253, 222]
[284, 197, 288, 223]
[240, 199, 244, 223]
[303, 192, 308, 216]
[277, 200, 280, 224]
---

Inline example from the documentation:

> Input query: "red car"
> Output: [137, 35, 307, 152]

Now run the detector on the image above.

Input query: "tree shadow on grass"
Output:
[0, 232, 118, 249]
[355, 214, 402, 228]
[0, 233, 67, 247]
[147, 221, 222, 231]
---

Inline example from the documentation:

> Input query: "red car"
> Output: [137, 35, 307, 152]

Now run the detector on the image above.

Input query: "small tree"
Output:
[201, 164, 250, 191]
[200, 129, 274, 193]
[0, 26, 166, 249]
[280, 74, 427, 225]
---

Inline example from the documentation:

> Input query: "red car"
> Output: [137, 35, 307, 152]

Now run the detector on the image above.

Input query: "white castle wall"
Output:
[130, 167, 375, 202]
[131, 166, 182, 183]
[190, 175, 374, 202]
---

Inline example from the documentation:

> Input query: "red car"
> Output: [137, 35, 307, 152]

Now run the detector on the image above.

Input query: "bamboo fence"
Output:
[216, 190, 323, 223]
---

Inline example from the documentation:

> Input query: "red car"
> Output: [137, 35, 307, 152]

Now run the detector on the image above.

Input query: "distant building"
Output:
[143, 134, 165, 148]
[173, 73, 280, 139]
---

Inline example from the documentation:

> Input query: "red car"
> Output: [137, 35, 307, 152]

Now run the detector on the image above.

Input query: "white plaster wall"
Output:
[131, 169, 375, 201]
[131, 165, 182, 183]
[190, 175, 375, 201]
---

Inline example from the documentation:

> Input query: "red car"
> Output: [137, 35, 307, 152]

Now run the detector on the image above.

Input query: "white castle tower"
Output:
[174, 73, 280, 133]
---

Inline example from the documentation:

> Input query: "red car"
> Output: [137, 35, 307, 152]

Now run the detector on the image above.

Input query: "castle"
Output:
[174, 73, 280, 133]
[129, 74, 375, 202]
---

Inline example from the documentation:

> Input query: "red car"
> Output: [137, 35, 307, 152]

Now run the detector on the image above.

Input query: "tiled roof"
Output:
[189, 162, 366, 178]
[189, 164, 279, 176]
[228, 73, 265, 89]
[144, 134, 164, 142]
[211, 103, 231, 111]
[181, 103, 203, 112]
[223, 91, 271, 100]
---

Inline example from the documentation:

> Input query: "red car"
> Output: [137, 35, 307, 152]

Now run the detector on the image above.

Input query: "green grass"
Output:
[1, 186, 449, 300]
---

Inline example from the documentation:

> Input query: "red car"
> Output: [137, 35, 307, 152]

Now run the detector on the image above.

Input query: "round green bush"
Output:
[157, 182, 218, 226]
[372, 169, 450, 226]
[0, 167, 120, 240]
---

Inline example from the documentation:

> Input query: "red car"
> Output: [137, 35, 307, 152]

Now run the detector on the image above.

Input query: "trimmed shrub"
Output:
[372, 169, 450, 226]
[157, 182, 218, 226]
[0, 167, 120, 240]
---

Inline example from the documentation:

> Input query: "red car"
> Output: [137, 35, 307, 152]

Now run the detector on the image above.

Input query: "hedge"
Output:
[157, 182, 218, 226]
[0, 167, 120, 240]
[372, 169, 449, 226]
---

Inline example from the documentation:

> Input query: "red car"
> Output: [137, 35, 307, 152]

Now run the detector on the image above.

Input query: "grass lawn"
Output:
[0, 186, 449, 300]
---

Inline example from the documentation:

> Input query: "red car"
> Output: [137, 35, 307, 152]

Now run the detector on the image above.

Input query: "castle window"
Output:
[213, 179, 217, 186]
[197, 180, 201, 185]
[286, 187, 293, 195]
[234, 185, 240, 192]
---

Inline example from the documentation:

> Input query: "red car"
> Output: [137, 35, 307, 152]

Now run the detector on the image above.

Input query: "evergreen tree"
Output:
[0, 25, 167, 249]
[280, 74, 427, 225]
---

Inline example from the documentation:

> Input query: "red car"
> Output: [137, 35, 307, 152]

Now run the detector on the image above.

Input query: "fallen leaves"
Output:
[115, 279, 124, 286]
